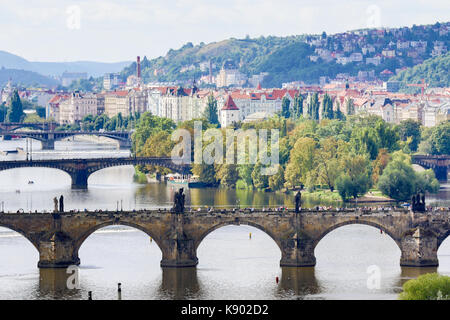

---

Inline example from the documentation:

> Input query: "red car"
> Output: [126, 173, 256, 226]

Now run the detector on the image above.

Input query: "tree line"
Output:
[132, 109, 448, 202]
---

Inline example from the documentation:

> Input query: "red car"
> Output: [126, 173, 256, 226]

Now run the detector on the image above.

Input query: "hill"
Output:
[389, 52, 450, 90]
[119, 22, 450, 87]
[0, 51, 131, 78]
[0, 68, 59, 88]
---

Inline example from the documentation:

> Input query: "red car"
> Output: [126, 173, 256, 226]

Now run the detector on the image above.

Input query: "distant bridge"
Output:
[0, 157, 190, 188]
[0, 130, 132, 149]
[0, 122, 58, 131]
[412, 155, 449, 181]
[0, 208, 449, 269]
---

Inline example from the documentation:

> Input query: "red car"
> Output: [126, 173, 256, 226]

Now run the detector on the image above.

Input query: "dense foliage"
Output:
[390, 52, 450, 91]
[399, 273, 450, 300]
[131, 112, 443, 202]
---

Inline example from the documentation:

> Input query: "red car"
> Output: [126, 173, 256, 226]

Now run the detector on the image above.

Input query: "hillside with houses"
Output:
[119, 22, 450, 88]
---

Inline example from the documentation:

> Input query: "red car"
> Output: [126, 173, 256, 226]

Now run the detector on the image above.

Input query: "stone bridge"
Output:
[0, 130, 132, 150]
[412, 155, 449, 181]
[0, 208, 449, 269]
[0, 157, 190, 188]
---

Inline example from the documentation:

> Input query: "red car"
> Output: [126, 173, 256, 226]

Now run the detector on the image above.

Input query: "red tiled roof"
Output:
[222, 95, 239, 110]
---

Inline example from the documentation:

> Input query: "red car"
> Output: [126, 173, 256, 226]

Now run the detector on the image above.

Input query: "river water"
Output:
[0, 138, 449, 300]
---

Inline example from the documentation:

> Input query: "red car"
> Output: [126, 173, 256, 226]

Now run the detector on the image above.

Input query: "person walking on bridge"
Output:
[59, 195, 64, 213]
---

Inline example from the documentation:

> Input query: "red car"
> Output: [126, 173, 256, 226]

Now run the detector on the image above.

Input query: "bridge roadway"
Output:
[412, 155, 449, 180]
[0, 130, 132, 150]
[0, 157, 190, 188]
[0, 207, 449, 269]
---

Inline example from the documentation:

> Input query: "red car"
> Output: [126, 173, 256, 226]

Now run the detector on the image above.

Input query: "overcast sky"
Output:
[1, 0, 449, 62]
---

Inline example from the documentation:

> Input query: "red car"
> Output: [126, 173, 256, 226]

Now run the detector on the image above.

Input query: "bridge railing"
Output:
[0, 206, 424, 216]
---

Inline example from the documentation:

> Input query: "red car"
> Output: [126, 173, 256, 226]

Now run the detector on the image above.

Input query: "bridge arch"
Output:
[0, 166, 73, 186]
[437, 230, 450, 249]
[0, 223, 40, 251]
[194, 220, 284, 252]
[73, 220, 163, 257]
[314, 220, 402, 250]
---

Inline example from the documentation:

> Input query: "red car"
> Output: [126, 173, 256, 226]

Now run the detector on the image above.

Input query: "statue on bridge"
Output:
[172, 188, 185, 213]
[59, 195, 64, 213]
[411, 192, 425, 212]
[295, 191, 302, 213]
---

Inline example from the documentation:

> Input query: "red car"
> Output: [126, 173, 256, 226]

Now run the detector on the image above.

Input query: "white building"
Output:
[220, 95, 240, 128]
[58, 91, 98, 124]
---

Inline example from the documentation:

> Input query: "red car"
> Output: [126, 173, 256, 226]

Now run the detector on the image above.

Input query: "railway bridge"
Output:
[412, 155, 449, 180]
[0, 130, 132, 150]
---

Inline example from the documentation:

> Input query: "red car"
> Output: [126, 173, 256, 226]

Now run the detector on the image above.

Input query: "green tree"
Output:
[281, 96, 291, 118]
[140, 130, 175, 174]
[268, 166, 285, 191]
[321, 93, 333, 120]
[0, 104, 7, 122]
[251, 161, 269, 189]
[345, 98, 355, 116]
[193, 163, 216, 184]
[429, 121, 450, 155]
[350, 127, 379, 160]
[399, 273, 450, 300]
[311, 93, 320, 121]
[215, 164, 239, 188]
[238, 164, 254, 188]
[335, 154, 371, 201]
[377, 159, 416, 201]
[204, 94, 219, 125]
[334, 100, 344, 120]
[94, 114, 109, 131]
[315, 137, 346, 191]
[6, 90, 25, 122]
[415, 169, 440, 194]
[292, 94, 303, 119]
[284, 137, 317, 188]
[132, 112, 176, 155]
[398, 119, 421, 152]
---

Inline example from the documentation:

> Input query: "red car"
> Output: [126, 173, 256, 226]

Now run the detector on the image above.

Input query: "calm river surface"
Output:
[0, 138, 449, 300]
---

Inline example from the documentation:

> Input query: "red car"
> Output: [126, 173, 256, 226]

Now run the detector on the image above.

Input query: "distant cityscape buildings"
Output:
[0, 23, 449, 129]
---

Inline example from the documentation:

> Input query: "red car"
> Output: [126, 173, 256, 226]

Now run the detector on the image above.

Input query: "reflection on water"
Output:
[39, 268, 83, 300]
[277, 267, 321, 299]
[159, 268, 202, 300]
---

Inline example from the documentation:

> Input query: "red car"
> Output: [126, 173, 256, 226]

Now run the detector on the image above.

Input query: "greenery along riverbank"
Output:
[131, 110, 448, 202]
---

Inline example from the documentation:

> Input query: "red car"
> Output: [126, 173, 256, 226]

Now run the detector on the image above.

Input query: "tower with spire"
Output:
[220, 95, 240, 127]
